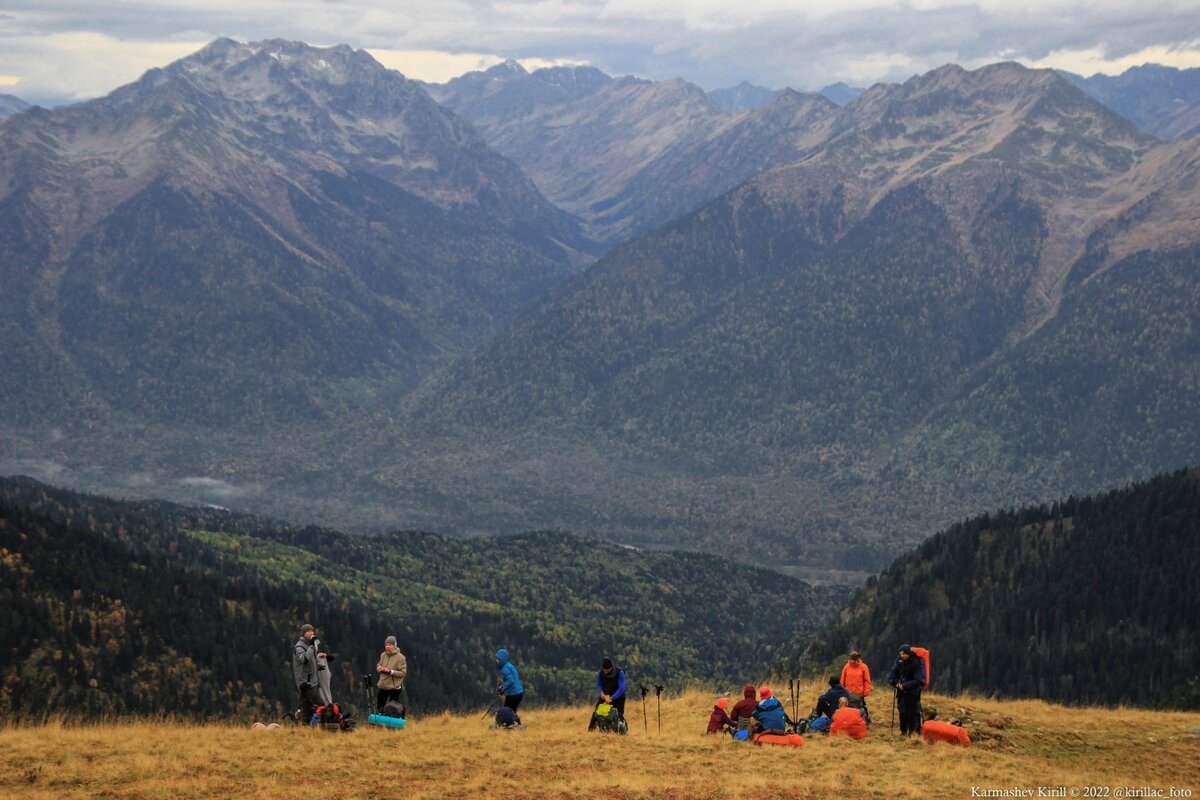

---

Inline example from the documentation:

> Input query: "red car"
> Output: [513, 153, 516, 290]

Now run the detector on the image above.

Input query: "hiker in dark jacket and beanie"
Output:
[292, 624, 322, 723]
[888, 644, 926, 735]
[730, 684, 757, 724]
[592, 657, 626, 717]
[815, 676, 851, 718]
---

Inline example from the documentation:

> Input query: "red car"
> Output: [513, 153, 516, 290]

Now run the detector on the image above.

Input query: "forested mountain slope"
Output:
[381, 62, 1200, 567]
[0, 477, 835, 719]
[803, 467, 1200, 708]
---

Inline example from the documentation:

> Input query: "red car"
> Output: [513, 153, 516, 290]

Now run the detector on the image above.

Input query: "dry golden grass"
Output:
[2, 690, 1198, 799]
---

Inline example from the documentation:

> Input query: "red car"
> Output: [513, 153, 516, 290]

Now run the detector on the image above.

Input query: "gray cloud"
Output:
[1, 1, 1198, 104]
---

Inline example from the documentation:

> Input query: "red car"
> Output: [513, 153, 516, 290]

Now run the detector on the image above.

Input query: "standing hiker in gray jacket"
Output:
[293, 623, 323, 723]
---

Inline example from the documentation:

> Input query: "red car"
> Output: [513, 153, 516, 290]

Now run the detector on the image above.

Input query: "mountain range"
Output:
[0, 93, 29, 119]
[3, 42, 1200, 576]
[0, 38, 589, 437]
[1062, 63, 1200, 141]
[376, 61, 1200, 568]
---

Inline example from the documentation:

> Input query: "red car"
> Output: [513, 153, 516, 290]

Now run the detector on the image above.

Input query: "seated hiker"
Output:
[707, 697, 736, 734]
[830, 697, 868, 739]
[814, 675, 850, 718]
[730, 684, 757, 725]
[750, 686, 790, 734]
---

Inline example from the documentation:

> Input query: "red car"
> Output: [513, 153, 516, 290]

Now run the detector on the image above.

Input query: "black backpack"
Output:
[494, 706, 521, 728]
[591, 704, 628, 735]
[381, 700, 406, 719]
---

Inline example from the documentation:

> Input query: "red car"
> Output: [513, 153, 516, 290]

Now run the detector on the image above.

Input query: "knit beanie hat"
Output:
[759, 686, 772, 699]
[601, 657, 614, 669]
[385, 635, 397, 646]
[716, 698, 729, 710]
[900, 644, 913, 655]
[300, 623, 314, 634]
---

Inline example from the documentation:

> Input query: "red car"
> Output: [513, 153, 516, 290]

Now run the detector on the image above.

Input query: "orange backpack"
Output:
[910, 646, 931, 689]
[921, 720, 969, 746]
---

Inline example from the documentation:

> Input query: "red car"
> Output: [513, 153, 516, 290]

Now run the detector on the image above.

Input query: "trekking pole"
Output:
[788, 678, 794, 723]
[639, 685, 649, 734]
[655, 685, 664, 735]
[890, 687, 896, 735]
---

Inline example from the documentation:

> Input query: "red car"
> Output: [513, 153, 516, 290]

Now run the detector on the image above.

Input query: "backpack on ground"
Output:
[315, 703, 355, 732]
[910, 646, 931, 689]
[589, 702, 628, 735]
[381, 700, 406, 720]
[493, 706, 522, 729]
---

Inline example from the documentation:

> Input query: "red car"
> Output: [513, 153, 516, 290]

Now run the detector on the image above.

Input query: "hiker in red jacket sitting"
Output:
[707, 697, 735, 734]
[730, 684, 757, 726]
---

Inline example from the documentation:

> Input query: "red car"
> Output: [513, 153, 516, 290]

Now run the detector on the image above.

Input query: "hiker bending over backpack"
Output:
[495, 648, 525, 713]
[888, 644, 926, 736]
[730, 684, 757, 725]
[292, 623, 323, 723]
[375, 635, 407, 712]
[707, 697, 736, 734]
[589, 657, 626, 724]
[815, 676, 850, 718]
[751, 686, 791, 734]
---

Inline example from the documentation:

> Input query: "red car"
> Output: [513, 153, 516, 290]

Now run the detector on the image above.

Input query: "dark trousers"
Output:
[897, 689, 922, 735]
[298, 684, 322, 723]
[504, 692, 524, 713]
[376, 688, 403, 713]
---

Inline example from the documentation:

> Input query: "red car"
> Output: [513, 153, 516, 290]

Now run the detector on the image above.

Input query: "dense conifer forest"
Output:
[802, 467, 1200, 708]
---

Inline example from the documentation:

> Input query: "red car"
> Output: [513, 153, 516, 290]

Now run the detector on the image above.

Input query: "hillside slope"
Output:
[0, 477, 835, 719]
[803, 467, 1200, 707]
[379, 62, 1200, 566]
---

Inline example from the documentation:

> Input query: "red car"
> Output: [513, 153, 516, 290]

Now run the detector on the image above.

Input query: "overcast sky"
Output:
[2, 0, 1199, 106]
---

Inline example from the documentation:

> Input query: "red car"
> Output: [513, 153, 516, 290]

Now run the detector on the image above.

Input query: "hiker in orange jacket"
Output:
[841, 651, 871, 697]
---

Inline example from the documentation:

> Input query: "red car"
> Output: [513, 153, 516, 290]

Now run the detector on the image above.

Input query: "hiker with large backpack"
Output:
[292, 624, 323, 724]
[494, 648, 525, 714]
[888, 644, 927, 736]
[375, 635, 407, 713]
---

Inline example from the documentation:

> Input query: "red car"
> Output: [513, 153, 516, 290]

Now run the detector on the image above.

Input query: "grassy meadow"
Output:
[2, 690, 1198, 799]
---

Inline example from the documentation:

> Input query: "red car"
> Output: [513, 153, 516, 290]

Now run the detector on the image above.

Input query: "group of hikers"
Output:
[708, 646, 928, 739]
[291, 624, 928, 738]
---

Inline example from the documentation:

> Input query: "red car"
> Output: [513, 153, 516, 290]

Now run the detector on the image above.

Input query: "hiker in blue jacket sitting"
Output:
[751, 685, 790, 734]
[495, 648, 525, 714]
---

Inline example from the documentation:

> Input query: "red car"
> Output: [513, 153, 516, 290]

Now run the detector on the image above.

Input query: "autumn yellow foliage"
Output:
[2, 690, 1198, 799]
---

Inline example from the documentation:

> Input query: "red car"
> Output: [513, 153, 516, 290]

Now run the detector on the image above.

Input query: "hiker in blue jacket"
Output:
[751, 685, 790, 734]
[588, 657, 626, 730]
[495, 648, 525, 713]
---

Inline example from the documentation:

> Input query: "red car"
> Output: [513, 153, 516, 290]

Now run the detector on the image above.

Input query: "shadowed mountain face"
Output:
[0, 39, 592, 431]
[427, 62, 839, 244]
[1061, 64, 1200, 141]
[0, 93, 30, 119]
[381, 63, 1200, 567]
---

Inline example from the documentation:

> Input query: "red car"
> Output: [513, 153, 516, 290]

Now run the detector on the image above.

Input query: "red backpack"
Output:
[910, 646, 931, 689]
